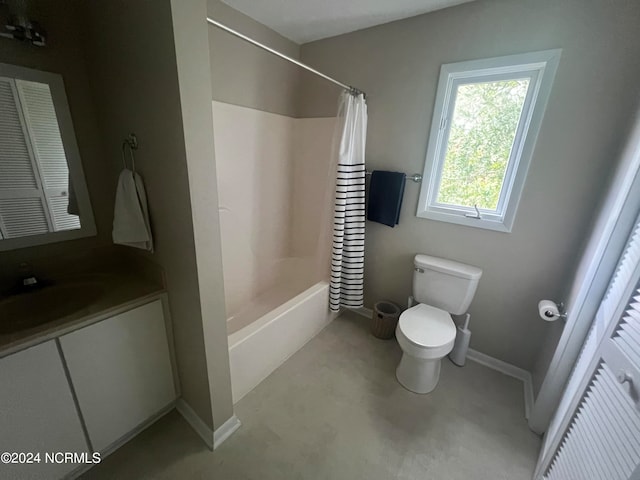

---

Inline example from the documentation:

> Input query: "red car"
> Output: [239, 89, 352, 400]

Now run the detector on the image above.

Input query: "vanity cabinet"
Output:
[59, 299, 176, 452]
[0, 341, 89, 479]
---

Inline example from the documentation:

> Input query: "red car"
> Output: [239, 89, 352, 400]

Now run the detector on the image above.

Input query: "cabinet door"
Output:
[59, 300, 176, 452]
[0, 341, 89, 480]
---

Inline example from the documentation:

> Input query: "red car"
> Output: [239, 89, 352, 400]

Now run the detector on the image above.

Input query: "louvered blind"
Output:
[16, 79, 79, 232]
[0, 77, 50, 238]
[49, 196, 80, 231]
[0, 78, 38, 190]
[603, 224, 640, 319]
[613, 291, 640, 369]
[0, 77, 81, 238]
[546, 362, 640, 480]
[544, 316, 599, 449]
[0, 198, 48, 237]
[16, 80, 69, 190]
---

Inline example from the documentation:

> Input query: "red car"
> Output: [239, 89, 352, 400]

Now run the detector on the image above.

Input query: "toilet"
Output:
[395, 254, 482, 394]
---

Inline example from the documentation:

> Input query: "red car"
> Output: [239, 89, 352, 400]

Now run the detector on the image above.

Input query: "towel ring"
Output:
[121, 133, 138, 173]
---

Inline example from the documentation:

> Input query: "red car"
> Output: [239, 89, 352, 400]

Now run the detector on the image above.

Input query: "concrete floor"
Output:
[85, 311, 541, 479]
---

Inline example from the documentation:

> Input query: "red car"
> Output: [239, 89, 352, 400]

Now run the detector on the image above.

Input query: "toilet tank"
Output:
[413, 254, 483, 315]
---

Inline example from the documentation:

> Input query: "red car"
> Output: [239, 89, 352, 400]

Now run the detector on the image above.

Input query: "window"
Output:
[417, 49, 561, 232]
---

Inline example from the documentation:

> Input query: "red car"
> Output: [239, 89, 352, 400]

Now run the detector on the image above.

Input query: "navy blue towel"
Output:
[367, 171, 406, 227]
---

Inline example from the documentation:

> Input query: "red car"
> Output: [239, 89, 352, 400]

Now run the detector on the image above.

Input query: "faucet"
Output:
[17, 262, 39, 291]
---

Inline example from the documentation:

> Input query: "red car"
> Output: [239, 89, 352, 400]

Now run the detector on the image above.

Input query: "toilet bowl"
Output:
[395, 303, 457, 393]
[395, 254, 482, 394]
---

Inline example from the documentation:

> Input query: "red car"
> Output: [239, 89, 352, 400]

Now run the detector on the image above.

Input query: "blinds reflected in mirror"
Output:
[0, 76, 80, 239]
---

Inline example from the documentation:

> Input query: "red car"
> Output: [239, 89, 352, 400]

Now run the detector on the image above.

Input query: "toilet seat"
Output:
[396, 304, 457, 359]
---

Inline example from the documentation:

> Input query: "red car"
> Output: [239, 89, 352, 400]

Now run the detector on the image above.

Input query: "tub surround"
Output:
[207, 0, 339, 429]
[213, 101, 297, 317]
[212, 101, 336, 319]
[226, 257, 319, 335]
[290, 116, 337, 267]
[212, 101, 338, 404]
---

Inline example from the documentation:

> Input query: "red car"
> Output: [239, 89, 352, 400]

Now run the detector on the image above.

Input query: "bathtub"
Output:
[227, 279, 335, 403]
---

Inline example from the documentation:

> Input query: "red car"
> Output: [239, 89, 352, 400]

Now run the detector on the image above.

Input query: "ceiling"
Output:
[220, 0, 475, 44]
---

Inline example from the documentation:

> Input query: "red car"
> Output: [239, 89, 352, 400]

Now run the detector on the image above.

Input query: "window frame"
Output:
[416, 49, 562, 233]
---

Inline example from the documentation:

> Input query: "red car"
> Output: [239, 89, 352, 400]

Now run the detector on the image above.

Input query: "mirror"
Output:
[0, 63, 96, 251]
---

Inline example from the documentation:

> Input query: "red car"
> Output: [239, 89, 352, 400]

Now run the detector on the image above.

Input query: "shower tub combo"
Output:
[213, 101, 337, 403]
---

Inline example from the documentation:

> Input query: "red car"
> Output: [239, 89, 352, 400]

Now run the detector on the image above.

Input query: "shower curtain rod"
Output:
[206, 17, 366, 98]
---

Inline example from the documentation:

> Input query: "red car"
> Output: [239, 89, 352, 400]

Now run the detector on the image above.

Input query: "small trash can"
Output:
[371, 301, 401, 339]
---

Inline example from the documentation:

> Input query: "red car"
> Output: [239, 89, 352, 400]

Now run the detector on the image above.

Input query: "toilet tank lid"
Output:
[414, 254, 483, 280]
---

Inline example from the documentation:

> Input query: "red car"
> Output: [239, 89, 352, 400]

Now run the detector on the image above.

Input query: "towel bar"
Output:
[365, 171, 423, 183]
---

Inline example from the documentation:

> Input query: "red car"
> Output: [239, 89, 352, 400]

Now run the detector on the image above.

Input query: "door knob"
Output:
[617, 370, 633, 385]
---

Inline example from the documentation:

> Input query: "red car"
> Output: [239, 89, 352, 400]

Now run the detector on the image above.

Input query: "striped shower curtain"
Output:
[329, 92, 368, 312]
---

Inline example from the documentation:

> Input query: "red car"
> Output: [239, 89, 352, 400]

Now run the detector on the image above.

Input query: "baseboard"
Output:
[345, 311, 534, 419]
[347, 306, 373, 319]
[466, 348, 534, 420]
[213, 414, 242, 449]
[176, 398, 241, 450]
[69, 402, 176, 479]
[522, 375, 534, 421]
[176, 398, 214, 450]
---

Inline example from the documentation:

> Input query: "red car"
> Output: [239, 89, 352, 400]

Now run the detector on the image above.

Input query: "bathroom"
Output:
[1, 0, 640, 478]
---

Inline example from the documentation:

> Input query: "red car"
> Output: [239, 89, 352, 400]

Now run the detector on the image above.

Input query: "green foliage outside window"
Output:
[437, 79, 529, 211]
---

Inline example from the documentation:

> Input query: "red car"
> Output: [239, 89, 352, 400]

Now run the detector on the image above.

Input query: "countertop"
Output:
[0, 271, 165, 358]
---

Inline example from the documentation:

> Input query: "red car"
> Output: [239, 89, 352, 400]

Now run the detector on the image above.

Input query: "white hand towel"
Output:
[112, 169, 154, 252]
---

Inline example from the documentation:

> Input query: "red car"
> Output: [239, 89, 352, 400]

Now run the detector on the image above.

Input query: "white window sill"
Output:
[417, 209, 513, 233]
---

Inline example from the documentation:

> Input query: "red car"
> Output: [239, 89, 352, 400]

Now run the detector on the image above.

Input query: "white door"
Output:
[59, 300, 176, 452]
[535, 213, 640, 479]
[529, 114, 640, 435]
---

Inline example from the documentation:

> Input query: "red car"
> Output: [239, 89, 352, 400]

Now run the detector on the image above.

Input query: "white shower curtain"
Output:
[329, 91, 368, 312]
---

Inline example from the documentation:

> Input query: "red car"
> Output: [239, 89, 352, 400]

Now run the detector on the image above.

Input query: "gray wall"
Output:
[82, 0, 220, 429]
[531, 321, 565, 395]
[171, 0, 235, 432]
[207, 0, 301, 117]
[298, 0, 640, 370]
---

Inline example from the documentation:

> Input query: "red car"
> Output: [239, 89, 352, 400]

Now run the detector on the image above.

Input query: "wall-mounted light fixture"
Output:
[0, 0, 46, 47]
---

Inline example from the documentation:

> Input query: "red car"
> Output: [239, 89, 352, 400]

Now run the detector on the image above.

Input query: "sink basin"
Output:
[0, 282, 105, 335]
